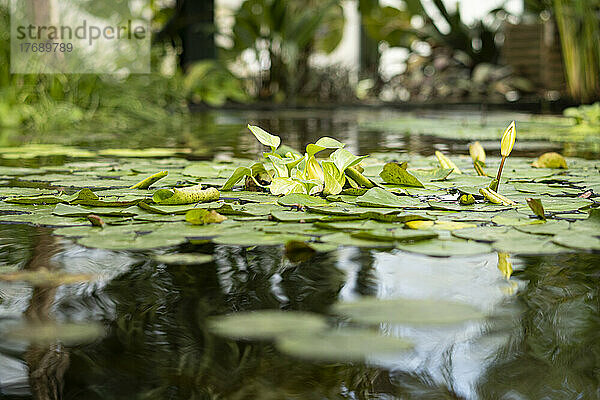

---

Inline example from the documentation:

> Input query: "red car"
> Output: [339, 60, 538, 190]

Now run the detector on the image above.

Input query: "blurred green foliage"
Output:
[525, 0, 600, 103]
[363, 0, 503, 68]
[0, 3, 249, 140]
[226, 0, 345, 101]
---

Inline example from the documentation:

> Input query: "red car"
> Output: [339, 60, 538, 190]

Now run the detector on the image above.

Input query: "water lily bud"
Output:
[469, 141, 486, 164]
[500, 121, 516, 157]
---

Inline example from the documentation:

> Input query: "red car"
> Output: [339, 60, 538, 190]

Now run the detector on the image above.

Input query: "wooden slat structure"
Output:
[501, 21, 566, 93]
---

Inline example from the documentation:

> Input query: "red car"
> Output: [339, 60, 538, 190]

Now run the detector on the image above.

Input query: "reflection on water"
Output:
[1, 222, 599, 399]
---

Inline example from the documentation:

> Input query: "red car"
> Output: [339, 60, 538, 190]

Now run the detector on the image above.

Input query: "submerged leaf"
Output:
[277, 193, 328, 207]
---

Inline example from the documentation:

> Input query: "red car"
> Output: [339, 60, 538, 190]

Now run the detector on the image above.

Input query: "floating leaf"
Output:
[379, 162, 424, 187]
[332, 297, 484, 325]
[152, 253, 214, 265]
[277, 193, 328, 207]
[356, 187, 422, 208]
[526, 198, 546, 220]
[153, 185, 220, 205]
[352, 229, 437, 242]
[0, 268, 95, 286]
[410, 168, 454, 182]
[185, 209, 227, 225]
[53, 204, 137, 217]
[532, 152, 568, 169]
[276, 329, 413, 362]
[209, 310, 328, 340]
[514, 220, 570, 235]
[552, 234, 600, 251]
[5, 322, 104, 345]
[493, 236, 569, 255]
[130, 170, 168, 189]
[396, 239, 492, 256]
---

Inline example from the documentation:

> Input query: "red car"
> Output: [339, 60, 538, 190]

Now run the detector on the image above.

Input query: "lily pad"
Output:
[209, 310, 328, 340]
[552, 234, 600, 251]
[356, 187, 422, 208]
[396, 239, 493, 256]
[379, 162, 425, 187]
[276, 329, 413, 362]
[332, 297, 484, 325]
[152, 253, 214, 265]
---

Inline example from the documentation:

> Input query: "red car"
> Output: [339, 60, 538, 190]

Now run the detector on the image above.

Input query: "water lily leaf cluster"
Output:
[222, 125, 368, 196]
[0, 137, 598, 256]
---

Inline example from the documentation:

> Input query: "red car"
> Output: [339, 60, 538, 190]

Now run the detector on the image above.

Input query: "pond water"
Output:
[0, 109, 599, 400]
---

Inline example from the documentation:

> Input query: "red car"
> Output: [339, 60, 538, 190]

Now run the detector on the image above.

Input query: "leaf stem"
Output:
[495, 156, 506, 191]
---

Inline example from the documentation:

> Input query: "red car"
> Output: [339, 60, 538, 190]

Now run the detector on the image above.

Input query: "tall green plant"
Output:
[228, 0, 345, 101]
[553, 0, 600, 103]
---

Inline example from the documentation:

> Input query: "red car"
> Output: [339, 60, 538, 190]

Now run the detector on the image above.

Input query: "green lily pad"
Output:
[492, 235, 570, 255]
[277, 193, 328, 207]
[552, 234, 600, 251]
[356, 187, 422, 208]
[319, 232, 395, 248]
[332, 297, 484, 325]
[276, 329, 413, 362]
[152, 253, 214, 265]
[379, 162, 425, 187]
[352, 229, 438, 242]
[514, 220, 571, 235]
[396, 239, 493, 256]
[53, 204, 137, 217]
[5, 322, 104, 345]
[209, 310, 328, 340]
